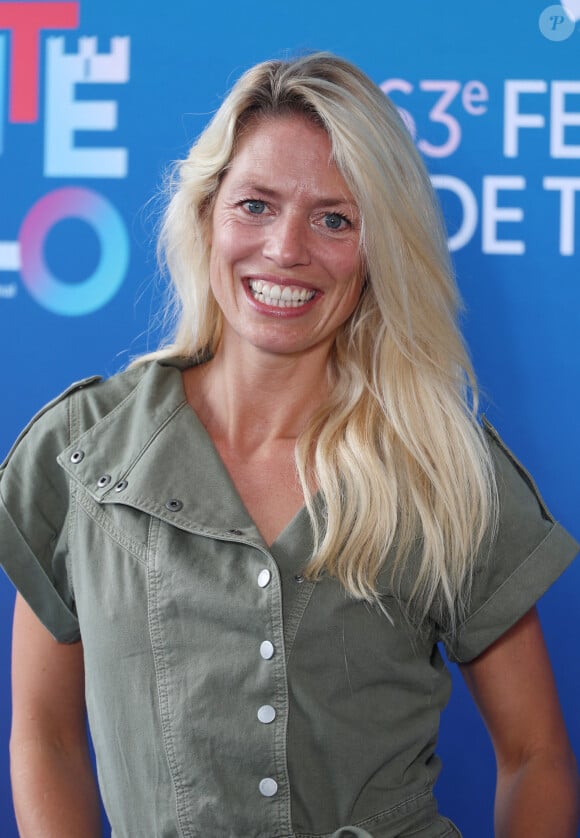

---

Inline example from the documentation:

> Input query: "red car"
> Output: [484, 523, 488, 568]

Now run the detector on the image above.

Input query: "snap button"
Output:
[258, 777, 278, 797]
[257, 705, 276, 724]
[70, 450, 84, 464]
[260, 641, 275, 660]
[165, 499, 183, 512]
[114, 480, 128, 492]
[97, 474, 112, 489]
[228, 528, 243, 536]
[257, 569, 271, 588]
[294, 574, 305, 584]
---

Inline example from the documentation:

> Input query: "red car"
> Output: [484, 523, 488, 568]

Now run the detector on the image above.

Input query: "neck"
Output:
[186, 340, 332, 451]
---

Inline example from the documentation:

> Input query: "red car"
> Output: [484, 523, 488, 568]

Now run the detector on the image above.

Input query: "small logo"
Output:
[539, 4, 576, 40]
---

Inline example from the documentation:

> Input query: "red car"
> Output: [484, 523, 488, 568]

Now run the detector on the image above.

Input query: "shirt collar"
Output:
[57, 360, 266, 544]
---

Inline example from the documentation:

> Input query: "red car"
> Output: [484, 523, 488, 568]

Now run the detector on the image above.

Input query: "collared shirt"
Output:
[0, 359, 577, 838]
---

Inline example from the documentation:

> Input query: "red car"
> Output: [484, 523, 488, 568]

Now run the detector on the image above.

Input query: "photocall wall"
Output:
[0, 1, 578, 834]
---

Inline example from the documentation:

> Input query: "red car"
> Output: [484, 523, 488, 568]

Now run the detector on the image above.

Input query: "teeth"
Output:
[249, 280, 315, 307]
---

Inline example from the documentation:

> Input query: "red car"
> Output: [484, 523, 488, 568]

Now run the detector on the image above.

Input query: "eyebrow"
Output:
[231, 181, 357, 209]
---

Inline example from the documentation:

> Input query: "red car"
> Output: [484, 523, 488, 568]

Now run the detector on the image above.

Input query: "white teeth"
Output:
[248, 280, 315, 307]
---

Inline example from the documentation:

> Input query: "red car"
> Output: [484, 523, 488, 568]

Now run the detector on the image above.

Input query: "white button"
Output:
[257, 705, 276, 724]
[260, 641, 275, 660]
[259, 777, 278, 797]
[257, 569, 271, 588]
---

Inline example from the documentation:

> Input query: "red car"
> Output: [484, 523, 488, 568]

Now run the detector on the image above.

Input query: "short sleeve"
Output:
[443, 419, 579, 663]
[0, 379, 99, 643]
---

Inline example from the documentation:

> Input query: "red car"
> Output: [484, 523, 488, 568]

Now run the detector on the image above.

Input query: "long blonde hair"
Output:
[146, 53, 498, 634]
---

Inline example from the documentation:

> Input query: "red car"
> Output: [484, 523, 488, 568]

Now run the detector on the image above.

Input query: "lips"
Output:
[248, 279, 316, 308]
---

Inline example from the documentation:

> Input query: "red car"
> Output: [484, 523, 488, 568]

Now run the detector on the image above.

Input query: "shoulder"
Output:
[480, 417, 578, 582]
[1, 360, 188, 471]
[65, 363, 152, 439]
[482, 417, 554, 525]
[0, 365, 145, 516]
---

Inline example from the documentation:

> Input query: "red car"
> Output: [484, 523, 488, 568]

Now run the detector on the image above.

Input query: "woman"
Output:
[1, 53, 578, 837]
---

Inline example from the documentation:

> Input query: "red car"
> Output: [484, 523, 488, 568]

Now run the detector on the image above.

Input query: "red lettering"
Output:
[0, 2, 79, 123]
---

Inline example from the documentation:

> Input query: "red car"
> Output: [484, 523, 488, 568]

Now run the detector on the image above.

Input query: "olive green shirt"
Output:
[0, 359, 577, 838]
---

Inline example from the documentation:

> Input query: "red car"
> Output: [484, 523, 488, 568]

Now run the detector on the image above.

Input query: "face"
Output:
[208, 115, 364, 363]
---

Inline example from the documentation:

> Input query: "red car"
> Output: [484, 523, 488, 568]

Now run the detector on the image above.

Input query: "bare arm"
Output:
[10, 594, 102, 838]
[460, 607, 579, 838]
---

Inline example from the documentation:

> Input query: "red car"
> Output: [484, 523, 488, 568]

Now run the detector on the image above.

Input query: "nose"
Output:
[262, 212, 311, 267]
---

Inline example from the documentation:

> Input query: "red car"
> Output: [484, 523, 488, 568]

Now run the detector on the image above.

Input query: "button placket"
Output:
[253, 557, 285, 801]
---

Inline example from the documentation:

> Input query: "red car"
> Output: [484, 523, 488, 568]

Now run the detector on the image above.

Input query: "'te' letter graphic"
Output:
[0, 2, 79, 122]
[45, 36, 130, 177]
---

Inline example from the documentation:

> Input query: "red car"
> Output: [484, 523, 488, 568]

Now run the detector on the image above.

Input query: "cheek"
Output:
[344, 282, 364, 320]
[207, 246, 229, 311]
[208, 229, 235, 289]
[338, 252, 364, 296]
[211, 222, 257, 272]
[324, 238, 362, 280]
[338, 260, 365, 318]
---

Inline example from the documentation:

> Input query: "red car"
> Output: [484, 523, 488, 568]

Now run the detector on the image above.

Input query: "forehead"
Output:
[234, 112, 331, 154]
[222, 114, 355, 202]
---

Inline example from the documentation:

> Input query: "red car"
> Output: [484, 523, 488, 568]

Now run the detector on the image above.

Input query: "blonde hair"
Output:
[146, 52, 498, 634]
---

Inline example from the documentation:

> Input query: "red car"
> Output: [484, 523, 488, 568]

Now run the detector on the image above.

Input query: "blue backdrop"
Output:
[0, 1, 579, 834]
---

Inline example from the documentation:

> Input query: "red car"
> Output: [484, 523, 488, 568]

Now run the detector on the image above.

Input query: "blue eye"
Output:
[324, 212, 348, 230]
[245, 200, 266, 214]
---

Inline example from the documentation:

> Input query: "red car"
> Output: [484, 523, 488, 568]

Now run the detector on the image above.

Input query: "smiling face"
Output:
[208, 114, 364, 364]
